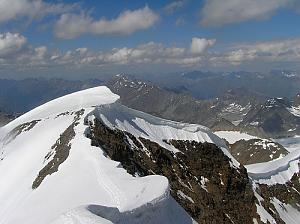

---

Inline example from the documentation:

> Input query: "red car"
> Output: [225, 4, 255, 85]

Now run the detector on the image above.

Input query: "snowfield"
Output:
[214, 131, 258, 144]
[1, 86, 228, 224]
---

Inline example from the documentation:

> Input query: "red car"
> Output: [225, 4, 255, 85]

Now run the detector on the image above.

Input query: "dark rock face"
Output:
[32, 109, 84, 189]
[87, 118, 258, 223]
[229, 139, 288, 165]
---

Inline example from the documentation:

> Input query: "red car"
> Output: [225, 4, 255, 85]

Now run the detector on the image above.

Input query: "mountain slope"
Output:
[0, 87, 189, 224]
[239, 98, 300, 138]
[0, 86, 299, 223]
[0, 86, 255, 224]
[106, 75, 266, 128]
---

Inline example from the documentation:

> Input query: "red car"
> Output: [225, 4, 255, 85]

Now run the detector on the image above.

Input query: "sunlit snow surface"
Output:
[0, 86, 230, 224]
[214, 131, 257, 144]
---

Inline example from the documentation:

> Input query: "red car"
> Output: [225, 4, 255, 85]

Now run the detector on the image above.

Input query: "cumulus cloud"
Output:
[4, 32, 300, 72]
[190, 37, 216, 54]
[54, 6, 159, 39]
[0, 32, 27, 57]
[200, 0, 292, 26]
[0, 0, 76, 24]
[164, 0, 187, 14]
[0, 35, 217, 69]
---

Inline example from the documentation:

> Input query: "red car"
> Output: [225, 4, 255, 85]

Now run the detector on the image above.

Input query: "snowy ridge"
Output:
[0, 87, 183, 224]
[2, 86, 120, 132]
[93, 102, 239, 167]
[0, 86, 236, 224]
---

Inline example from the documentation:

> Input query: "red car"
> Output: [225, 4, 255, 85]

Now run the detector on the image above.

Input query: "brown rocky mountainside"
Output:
[229, 139, 288, 165]
[86, 118, 259, 223]
[84, 113, 300, 223]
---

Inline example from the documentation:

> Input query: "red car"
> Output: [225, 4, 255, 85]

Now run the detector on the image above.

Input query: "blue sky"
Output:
[1, 0, 300, 79]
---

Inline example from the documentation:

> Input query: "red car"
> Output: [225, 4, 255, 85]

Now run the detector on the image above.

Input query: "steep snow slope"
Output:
[0, 87, 197, 224]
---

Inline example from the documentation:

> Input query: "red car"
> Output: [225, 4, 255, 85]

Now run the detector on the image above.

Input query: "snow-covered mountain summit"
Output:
[0, 86, 233, 224]
[0, 87, 189, 224]
[0, 86, 299, 224]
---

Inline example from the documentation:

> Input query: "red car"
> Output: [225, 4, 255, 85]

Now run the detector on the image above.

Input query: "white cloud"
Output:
[190, 37, 216, 54]
[54, 6, 159, 39]
[0, 0, 76, 24]
[200, 0, 292, 26]
[0, 32, 27, 57]
[3, 32, 300, 72]
[208, 39, 300, 67]
[0, 35, 217, 68]
[164, 0, 187, 14]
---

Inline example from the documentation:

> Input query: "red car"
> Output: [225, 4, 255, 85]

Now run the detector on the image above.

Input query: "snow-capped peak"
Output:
[1, 86, 234, 224]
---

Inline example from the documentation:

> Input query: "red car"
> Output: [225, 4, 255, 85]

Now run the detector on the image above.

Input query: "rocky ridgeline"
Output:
[86, 118, 258, 224]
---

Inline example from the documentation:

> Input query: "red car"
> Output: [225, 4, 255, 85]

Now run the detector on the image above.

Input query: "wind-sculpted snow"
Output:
[0, 86, 194, 224]
[246, 149, 300, 185]
[94, 103, 239, 167]
[51, 197, 195, 224]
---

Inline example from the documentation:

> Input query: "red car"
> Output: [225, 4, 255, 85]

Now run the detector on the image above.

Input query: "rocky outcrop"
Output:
[87, 118, 259, 223]
[32, 109, 84, 189]
[3, 119, 40, 144]
[229, 139, 288, 165]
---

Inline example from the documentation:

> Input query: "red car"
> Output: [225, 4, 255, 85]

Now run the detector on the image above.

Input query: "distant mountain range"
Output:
[141, 70, 300, 99]
[106, 74, 266, 128]
[0, 72, 298, 140]
[106, 74, 300, 138]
